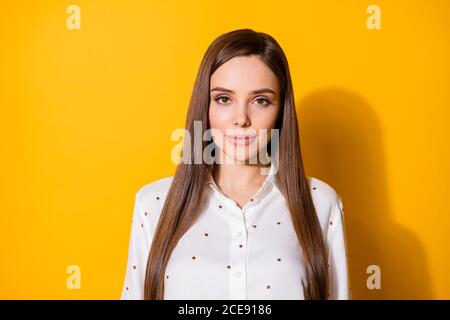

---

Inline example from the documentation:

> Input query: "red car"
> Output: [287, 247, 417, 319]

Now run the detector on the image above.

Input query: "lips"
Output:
[226, 135, 256, 146]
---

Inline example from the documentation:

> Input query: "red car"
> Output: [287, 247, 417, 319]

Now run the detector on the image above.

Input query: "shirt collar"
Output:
[204, 161, 281, 193]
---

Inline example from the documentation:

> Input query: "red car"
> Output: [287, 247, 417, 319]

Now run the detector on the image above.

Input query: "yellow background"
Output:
[1, 0, 449, 299]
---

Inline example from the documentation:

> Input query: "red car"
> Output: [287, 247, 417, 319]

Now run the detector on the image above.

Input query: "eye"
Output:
[254, 97, 271, 106]
[214, 96, 231, 104]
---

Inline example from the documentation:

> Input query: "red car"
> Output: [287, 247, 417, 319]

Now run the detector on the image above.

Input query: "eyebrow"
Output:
[210, 87, 276, 95]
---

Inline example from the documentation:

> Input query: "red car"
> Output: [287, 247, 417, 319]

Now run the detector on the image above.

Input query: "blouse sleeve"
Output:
[120, 191, 151, 300]
[327, 195, 351, 299]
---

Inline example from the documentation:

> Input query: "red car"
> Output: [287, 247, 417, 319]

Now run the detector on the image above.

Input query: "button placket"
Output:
[227, 203, 248, 299]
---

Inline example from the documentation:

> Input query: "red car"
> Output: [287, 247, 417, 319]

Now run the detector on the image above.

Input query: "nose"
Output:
[232, 103, 251, 127]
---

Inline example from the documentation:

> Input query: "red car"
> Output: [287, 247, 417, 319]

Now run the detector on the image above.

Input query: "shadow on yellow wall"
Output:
[299, 87, 433, 299]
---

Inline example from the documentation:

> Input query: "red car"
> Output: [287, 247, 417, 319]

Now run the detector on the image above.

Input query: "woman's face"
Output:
[208, 55, 281, 164]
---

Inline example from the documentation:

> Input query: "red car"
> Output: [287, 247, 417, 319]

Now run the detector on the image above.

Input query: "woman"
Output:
[121, 29, 350, 300]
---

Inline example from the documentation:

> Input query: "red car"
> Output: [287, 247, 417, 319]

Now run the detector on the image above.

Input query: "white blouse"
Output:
[120, 163, 350, 300]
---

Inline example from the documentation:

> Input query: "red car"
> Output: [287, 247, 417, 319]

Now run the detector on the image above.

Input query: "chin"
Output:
[224, 151, 258, 164]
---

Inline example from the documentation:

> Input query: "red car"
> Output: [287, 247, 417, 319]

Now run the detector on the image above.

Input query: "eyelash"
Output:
[214, 96, 272, 106]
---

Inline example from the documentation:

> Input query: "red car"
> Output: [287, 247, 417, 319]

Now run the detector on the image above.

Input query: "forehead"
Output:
[210, 55, 279, 95]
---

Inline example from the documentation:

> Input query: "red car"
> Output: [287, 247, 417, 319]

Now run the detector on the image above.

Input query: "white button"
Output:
[236, 271, 242, 277]
[236, 232, 242, 237]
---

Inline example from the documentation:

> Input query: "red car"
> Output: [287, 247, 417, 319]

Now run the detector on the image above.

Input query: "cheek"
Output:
[252, 108, 279, 130]
[208, 107, 219, 129]
[208, 106, 227, 144]
[208, 105, 231, 130]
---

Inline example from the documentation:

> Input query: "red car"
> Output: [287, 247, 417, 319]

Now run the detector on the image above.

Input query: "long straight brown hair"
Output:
[144, 29, 329, 299]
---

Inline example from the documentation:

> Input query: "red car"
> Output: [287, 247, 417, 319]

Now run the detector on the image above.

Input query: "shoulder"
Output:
[307, 176, 343, 231]
[307, 176, 341, 204]
[135, 176, 174, 214]
[136, 176, 174, 199]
